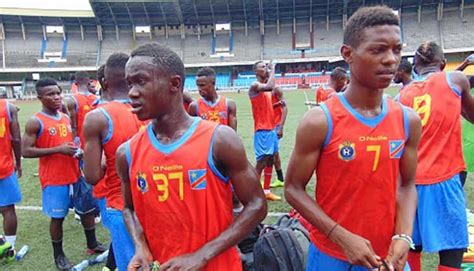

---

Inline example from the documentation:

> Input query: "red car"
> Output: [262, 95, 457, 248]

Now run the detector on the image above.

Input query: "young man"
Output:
[117, 43, 267, 270]
[83, 53, 146, 271]
[399, 42, 474, 271]
[315, 67, 348, 104]
[187, 67, 242, 213]
[270, 86, 288, 188]
[22, 78, 105, 270]
[285, 6, 421, 271]
[64, 71, 98, 143]
[393, 59, 413, 88]
[0, 98, 22, 260]
[249, 60, 281, 201]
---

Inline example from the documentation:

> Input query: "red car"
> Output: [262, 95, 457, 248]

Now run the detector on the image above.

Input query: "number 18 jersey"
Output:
[312, 94, 409, 261]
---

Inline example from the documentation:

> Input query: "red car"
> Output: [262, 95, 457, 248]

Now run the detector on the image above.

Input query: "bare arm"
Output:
[22, 117, 76, 158]
[451, 71, 474, 123]
[117, 144, 153, 269]
[187, 101, 198, 117]
[284, 108, 380, 268]
[64, 96, 78, 137]
[455, 56, 474, 72]
[83, 109, 107, 185]
[161, 125, 267, 270]
[227, 99, 237, 131]
[275, 88, 288, 135]
[183, 92, 194, 105]
[248, 62, 276, 94]
[383, 108, 421, 270]
[8, 103, 22, 177]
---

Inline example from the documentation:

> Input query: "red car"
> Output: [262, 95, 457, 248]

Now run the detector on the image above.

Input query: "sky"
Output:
[0, 0, 92, 11]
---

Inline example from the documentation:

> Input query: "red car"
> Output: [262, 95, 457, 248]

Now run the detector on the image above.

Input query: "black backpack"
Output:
[238, 223, 264, 271]
[253, 214, 311, 271]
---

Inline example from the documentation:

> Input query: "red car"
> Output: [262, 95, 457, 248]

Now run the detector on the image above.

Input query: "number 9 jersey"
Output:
[124, 118, 241, 270]
[312, 93, 409, 261]
[399, 71, 466, 184]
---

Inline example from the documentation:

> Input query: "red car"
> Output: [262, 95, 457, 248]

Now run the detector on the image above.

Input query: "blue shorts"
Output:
[97, 198, 108, 228]
[306, 243, 410, 271]
[254, 129, 279, 161]
[106, 209, 134, 271]
[0, 172, 22, 207]
[42, 178, 98, 218]
[412, 174, 468, 252]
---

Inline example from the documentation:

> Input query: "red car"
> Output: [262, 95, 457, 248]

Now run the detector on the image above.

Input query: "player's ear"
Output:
[440, 59, 447, 71]
[169, 75, 182, 93]
[340, 44, 353, 64]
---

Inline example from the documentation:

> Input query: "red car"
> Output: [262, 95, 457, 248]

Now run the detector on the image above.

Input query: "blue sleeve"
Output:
[319, 103, 333, 147]
[446, 72, 462, 97]
[207, 126, 230, 184]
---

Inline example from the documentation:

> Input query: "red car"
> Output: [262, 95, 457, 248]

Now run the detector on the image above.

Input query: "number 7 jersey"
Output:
[312, 93, 409, 261]
[399, 71, 465, 184]
[125, 118, 241, 270]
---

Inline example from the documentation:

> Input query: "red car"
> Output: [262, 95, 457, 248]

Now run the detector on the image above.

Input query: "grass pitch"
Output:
[1, 88, 473, 270]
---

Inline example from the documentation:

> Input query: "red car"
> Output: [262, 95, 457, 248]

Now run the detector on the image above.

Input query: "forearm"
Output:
[280, 107, 288, 128]
[84, 164, 104, 185]
[456, 61, 469, 72]
[11, 140, 22, 167]
[23, 146, 60, 158]
[196, 196, 266, 261]
[395, 184, 417, 235]
[123, 208, 150, 251]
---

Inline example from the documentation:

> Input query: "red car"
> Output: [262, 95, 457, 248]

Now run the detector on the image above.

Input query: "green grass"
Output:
[1, 88, 473, 270]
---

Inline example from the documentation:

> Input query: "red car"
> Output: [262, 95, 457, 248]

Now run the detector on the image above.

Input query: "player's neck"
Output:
[109, 90, 129, 101]
[403, 77, 413, 86]
[151, 109, 195, 144]
[204, 92, 218, 103]
[344, 81, 384, 111]
[41, 107, 59, 116]
[417, 66, 440, 77]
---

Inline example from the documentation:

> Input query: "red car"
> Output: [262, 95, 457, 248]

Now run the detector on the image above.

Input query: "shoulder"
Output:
[84, 108, 108, 127]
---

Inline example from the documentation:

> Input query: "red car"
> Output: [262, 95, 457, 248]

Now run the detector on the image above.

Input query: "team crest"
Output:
[136, 172, 148, 193]
[389, 140, 405, 159]
[188, 169, 207, 190]
[49, 127, 57, 136]
[338, 141, 356, 161]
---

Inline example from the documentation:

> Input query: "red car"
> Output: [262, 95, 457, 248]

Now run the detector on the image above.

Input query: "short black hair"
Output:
[130, 43, 185, 88]
[415, 41, 444, 67]
[253, 60, 265, 71]
[196, 67, 216, 78]
[344, 6, 399, 47]
[75, 71, 90, 82]
[105, 52, 129, 72]
[97, 64, 105, 89]
[330, 67, 347, 81]
[398, 59, 413, 73]
[35, 78, 59, 94]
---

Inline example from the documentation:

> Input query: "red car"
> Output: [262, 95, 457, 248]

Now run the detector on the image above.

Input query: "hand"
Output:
[380, 239, 410, 271]
[277, 127, 284, 139]
[334, 229, 380, 269]
[56, 143, 78, 156]
[463, 55, 474, 66]
[159, 252, 207, 271]
[15, 166, 22, 178]
[127, 247, 153, 271]
[73, 149, 84, 160]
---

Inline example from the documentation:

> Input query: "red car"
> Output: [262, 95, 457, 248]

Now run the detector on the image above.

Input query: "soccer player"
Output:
[83, 53, 145, 271]
[22, 78, 105, 270]
[116, 43, 267, 270]
[0, 98, 22, 258]
[315, 67, 348, 104]
[393, 59, 413, 87]
[285, 6, 421, 271]
[250, 60, 281, 201]
[187, 67, 243, 212]
[399, 42, 474, 271]
[64, 71, 98, 143]
[270, 86, 288, 188]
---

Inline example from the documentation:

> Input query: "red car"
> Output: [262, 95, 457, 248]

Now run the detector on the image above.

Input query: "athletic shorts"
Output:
[274, 125, 281, 147]
[0, 172, 22, 207]
[106, 209, 135, 271]
[254, 129, 279, 161]
[42, 177, 98, 218]
[306, 243, 411, 271]
[97, 197, 108, 228]
[412, 174, 468, 252]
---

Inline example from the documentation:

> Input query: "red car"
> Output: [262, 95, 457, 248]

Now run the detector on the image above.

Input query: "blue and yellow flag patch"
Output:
[188, 169, 207, 190]
[389, 140, 404, 159]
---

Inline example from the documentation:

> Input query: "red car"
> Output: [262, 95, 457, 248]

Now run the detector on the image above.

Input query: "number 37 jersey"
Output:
[399, 71, 465, 184]
[312, 94, 409, 261]
[125, 118, 241, 270]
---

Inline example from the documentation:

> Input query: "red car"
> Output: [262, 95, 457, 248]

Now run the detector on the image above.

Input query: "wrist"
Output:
[392, 234, 414, 249]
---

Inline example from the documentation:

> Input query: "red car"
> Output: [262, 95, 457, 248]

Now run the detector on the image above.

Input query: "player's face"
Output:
[342, 25, 402, 90]
[335, 78, 348, 92]
[38, 85, 62, 111]
[196, 76, 215, 100]
[393, 70, 403, 84]
[87, 80, 97, 94]
[126, 55, 174, 120]
[254, 62, 269, 79]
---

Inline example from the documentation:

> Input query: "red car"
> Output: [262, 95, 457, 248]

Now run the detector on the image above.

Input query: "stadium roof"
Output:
[0, 0, 473, 28]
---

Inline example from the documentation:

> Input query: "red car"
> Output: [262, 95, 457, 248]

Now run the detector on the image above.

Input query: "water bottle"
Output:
[72, 259, 89, 271]
[469, 53, 474, 62]
[73, 137, 83, 158]
[15, 245, 29, 261]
